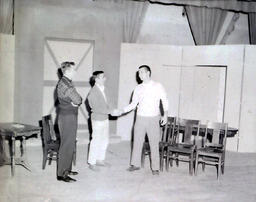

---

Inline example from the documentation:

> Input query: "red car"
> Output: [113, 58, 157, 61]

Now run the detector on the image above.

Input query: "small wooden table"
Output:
[0, 122, 41, 176]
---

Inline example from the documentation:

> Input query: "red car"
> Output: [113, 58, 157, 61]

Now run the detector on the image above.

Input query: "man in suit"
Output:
[56, 61, 82, 182]
[87, 71, 114, 171]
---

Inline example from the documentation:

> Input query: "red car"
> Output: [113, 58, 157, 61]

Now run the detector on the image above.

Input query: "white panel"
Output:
[182, 45, 244, 151]
[43, 46, 59, 81]
[42, 86, 57, 116]
[117, 43, 182, 140]
[238, 45, 256, 152]
[0, 34, 15, 122]
[179, 66, 225, 123]
[118, 44, 246, 152]
[43, 39, 93, 131]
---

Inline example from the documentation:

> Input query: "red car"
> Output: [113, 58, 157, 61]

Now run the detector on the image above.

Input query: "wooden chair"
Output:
[41, 114, 77, 169]
[141, 117, 176, 171]
[195, 121, 228, 179]
[41, 115, 60, 169]
[166, 118, 200, 175]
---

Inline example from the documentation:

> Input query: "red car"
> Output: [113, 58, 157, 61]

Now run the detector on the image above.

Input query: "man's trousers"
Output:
[88, 119, 109, 165]
[131, 116, 160, 170]
[57, 112, 77, 177]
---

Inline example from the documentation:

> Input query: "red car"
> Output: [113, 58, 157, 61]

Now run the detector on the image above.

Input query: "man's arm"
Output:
[121, 87, 140, 114]
[159, 84, 169, 125]
[65, 87, 82, 106]
[88, 91, 112, 115]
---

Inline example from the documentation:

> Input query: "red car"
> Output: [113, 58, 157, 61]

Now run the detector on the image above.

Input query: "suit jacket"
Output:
[87, 85, 112, 121]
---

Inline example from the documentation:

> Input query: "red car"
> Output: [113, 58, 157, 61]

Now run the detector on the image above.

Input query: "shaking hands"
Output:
[111, 109, 123, 117]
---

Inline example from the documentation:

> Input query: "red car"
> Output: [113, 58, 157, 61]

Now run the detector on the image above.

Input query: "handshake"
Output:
[110, 109, 124, 117]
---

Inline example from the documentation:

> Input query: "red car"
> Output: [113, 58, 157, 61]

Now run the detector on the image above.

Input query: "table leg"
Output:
[11, 136, 15, 176]
[16, 136, 31, 171]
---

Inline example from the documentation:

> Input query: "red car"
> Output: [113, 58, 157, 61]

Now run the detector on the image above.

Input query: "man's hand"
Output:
[71, 102, 79, 107]
[160, 115, 167, 126]
[111, 109, 123, 116]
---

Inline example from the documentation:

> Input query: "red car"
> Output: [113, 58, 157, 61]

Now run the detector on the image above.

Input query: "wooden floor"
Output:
[0, 141, 255, 202]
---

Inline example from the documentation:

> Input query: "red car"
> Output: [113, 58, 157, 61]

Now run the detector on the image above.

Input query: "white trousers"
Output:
[88, 119, 109, 165]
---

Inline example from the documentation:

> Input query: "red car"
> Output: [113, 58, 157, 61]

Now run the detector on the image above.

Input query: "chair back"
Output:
[42, 115, 57, 145]
[161, 117, 176, 143]
[176, 118, 200, 144]
[204, 121, 228, 149]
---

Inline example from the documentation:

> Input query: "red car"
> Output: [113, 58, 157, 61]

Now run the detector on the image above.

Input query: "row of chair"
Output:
[142, 117, 228, 179]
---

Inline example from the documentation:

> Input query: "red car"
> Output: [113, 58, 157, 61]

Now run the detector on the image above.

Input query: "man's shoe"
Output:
[57, 176, 76, 182]
[152, 170, 160, 175]
[96, 161, 111, 167]
[89, 164, 100, 171]
[127, 165, 140, 172]
[69, 171, 78, 175]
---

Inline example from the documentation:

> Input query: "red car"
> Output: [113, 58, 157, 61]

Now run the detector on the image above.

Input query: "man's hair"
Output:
[93, 70, 104, 77]
[139, 65, 151, 76]
[61, 61, 75, 74]
[90, 70, 104, 86]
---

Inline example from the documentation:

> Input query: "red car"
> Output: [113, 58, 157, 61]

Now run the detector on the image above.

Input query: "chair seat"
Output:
[168, 144, 195, 154]
[197, 147, 223, 157]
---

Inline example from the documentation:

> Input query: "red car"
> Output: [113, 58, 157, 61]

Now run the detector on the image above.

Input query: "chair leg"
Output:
[42, 151, 47, 170]
[189, 155, 193, 176]
[202, 162, 205, 172]
[221, 162, 225, 174]
[166, 150, 170, 172]
[217, 158, 221, 180]
[160, 149, 163, 172]
[141, 152, 145, 168]
[195, 153, 199, 176]
[48, 153, 53, 165]
[175, 153, 179, 167]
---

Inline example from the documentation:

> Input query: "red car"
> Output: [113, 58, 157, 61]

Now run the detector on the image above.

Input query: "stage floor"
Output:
[0, 141, 255, 202]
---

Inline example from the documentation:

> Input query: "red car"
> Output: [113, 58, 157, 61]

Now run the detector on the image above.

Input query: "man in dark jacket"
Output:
[56, 61, 82, 182]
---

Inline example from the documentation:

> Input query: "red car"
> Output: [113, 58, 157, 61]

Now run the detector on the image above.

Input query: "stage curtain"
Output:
[148, 0, 256, 13]
[248, 13, 256, 44]
[185, 6, 227, 45]
[0, 0, 13, 34]
[123, 0, 149, 43]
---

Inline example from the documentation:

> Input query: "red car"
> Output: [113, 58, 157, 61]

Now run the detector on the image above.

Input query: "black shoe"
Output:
[127, 165, 140, 172]
[69, 171, 78, 175]
[57, 176, 76, 182]
[152, 170, 160, 175]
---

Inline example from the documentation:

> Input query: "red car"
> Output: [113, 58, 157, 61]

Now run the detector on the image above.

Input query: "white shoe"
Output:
[89, 164, 100, 171]
[96, 160, 111, 167]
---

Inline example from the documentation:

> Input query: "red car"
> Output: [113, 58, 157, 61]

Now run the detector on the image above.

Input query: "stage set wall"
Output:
[13, 0, 123, 134]
[0, 34, 15, 122]
[117, 44, 256, 153]
[5, 0, 250, 139]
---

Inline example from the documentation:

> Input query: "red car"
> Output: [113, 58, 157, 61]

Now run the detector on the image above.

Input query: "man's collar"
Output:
[96, 83, 105, 91]
[63, 76, 72, 82]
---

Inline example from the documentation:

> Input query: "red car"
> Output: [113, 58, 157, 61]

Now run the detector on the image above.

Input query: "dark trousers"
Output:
[57, 112, 77, 177]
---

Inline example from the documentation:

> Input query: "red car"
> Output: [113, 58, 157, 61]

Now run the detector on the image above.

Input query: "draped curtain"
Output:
[0, 0, 14, 34]
[248, 13, 256, 44]
[123, 0, 149, 43]
[149, 0, 256, 13]
[185, 6, 228, 45]
[219, 13, 240, 44]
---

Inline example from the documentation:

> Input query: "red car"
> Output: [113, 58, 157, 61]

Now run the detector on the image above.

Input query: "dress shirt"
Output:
[123, 80, 168, 117]
[96, 83, 107, 101]
[57, 76, 82, 106]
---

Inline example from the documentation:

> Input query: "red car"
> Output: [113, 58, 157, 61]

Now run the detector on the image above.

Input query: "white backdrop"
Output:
[117, 44, 256, 152]
[43, 38, 93, 132]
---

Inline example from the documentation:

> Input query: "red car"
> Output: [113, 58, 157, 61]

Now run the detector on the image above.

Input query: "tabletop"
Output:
[0, 122, 41, 137]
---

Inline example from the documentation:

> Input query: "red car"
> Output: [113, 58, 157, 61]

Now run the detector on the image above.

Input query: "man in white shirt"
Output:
[120, 65, 169, 175]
